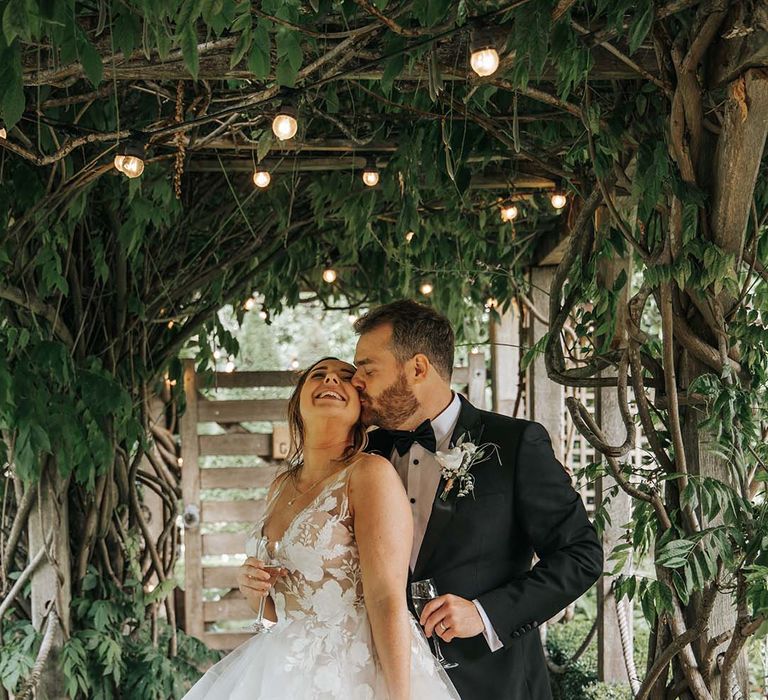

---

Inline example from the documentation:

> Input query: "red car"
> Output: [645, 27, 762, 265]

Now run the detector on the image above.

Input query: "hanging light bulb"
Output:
[550, 191, 567, 210]
[258, 309, 268, 320]
[114, 139, 146, 179]
[405, 231, 415, 242]
[244, 298, 256, 311]
[500, 203, 519, 222]
[322, 268, 337, 284]
[0, 120, 6, 140]
[122, 155, 145, 178]
[290, 358, 300, 369]
[272, 104, 298, 141]
[469, 30, 500, 77]
[224, 360, 235, 373]
[253, 170, 271, 188]
[213, 349, 222, 359]
[420, 281, 434, 296]
[362, 160, 380, 187]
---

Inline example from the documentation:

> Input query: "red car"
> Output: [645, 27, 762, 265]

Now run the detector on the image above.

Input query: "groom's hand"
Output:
[420, 594, 484, 642]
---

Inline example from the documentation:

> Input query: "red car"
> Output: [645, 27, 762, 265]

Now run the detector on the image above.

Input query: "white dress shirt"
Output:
[390, 392, 503, 652]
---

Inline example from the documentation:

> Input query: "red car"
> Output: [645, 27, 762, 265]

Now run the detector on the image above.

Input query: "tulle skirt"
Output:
[181, 611, 459, 699]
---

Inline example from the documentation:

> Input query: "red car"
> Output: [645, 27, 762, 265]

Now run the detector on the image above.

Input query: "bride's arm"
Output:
[349, 455, 413, 700]
[238, 476, 286, 622]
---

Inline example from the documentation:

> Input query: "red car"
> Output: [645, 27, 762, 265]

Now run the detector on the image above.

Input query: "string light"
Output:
[253, 170, 271, 188]
[0, 120, 6, 140]
[225, 360, 235, 373]
[213, 349, 222, 359]
[244, 298, 256, 311]
[469, 30, 499, 77]
[486, 297, 499, 309]
[167, 320, 174, 329]
[322, 268, 337, 283]
[500, 203, 519, 222]
[114, 140, 146, 179]
[272, 105, 298, 141]
[405, 231, 415, 242]
[177, 457, 184, 467]
[420, 281, 434, 295]
[258, 309, 268, 320]
[291, 358, 300, 369]
[550, 191, 567, 210]
[362, 161, 380, 187]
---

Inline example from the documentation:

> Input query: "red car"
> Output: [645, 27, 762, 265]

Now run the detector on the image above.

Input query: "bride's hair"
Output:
[284, 356, 368, 473]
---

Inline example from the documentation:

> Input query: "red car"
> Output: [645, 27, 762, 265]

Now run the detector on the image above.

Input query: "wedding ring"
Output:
[439, 622, 447, 632]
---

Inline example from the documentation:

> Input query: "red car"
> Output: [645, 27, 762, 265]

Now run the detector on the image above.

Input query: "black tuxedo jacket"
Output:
[366, 396, 603, 700]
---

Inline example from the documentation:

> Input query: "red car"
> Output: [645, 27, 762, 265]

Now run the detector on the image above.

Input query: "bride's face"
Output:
[298, 359, 361, 428]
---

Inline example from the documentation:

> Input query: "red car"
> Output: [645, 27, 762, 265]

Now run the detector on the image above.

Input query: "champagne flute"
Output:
[244, 535, 282, 634]
[410, 578, 459, 669]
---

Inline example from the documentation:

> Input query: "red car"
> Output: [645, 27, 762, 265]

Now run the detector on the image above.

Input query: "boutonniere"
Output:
[435, 433, 498, 501]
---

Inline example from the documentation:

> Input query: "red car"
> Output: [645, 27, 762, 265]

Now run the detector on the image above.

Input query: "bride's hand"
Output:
[237, 557, 286, 605]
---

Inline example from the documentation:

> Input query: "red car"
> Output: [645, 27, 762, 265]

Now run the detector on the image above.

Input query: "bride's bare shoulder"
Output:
[347, 454, 404, 503]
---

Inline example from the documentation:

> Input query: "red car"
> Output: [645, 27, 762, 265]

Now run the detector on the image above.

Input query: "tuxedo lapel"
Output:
[412, 396, 484, 579]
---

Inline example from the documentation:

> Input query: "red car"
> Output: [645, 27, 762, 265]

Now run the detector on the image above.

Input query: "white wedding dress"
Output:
[182, 463, 460, 699]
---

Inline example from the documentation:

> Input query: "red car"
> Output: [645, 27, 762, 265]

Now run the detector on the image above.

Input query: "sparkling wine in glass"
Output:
[410, 578, 459, 669]
[244, 535, 282, 634]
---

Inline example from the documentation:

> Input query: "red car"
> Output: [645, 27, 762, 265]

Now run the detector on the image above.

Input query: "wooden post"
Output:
[490, 300, 521, 417]
[28, 457, 71, 700]
[467, 350, 487, 409]
[528, 266, 564, 461]
[594, 204, 634, 683]
[180, 359, 203, 639]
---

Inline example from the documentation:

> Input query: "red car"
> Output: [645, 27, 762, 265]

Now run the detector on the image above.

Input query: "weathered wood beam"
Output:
[22, 44, 661, 87]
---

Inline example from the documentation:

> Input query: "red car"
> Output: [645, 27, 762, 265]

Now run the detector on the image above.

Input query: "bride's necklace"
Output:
[286, 469, 333, 507]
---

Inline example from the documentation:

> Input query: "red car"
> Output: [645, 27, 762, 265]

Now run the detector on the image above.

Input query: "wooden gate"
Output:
[179, 357, 486, 651]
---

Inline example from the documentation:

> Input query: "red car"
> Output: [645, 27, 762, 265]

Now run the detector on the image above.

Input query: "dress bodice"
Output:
[246, 464, 366, 628]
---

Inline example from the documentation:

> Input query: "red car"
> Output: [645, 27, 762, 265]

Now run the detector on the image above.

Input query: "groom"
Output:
[352, 300, 603, 699]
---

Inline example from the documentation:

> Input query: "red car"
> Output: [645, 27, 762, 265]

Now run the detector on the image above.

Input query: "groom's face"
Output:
[352, 324, 419, 429]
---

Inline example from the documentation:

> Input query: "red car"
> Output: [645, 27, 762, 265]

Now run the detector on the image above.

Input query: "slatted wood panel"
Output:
[180, 362, 294, 651]
[181, 359, 487, 651]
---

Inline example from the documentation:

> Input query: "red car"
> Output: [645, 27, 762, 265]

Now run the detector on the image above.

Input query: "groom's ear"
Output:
[412, 353, 431, 382]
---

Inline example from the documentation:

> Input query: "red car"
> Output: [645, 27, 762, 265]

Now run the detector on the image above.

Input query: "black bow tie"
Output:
[384, 420, 437, 456]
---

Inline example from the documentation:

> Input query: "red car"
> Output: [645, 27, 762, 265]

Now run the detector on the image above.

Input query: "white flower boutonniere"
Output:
[435, 433, 498, 501]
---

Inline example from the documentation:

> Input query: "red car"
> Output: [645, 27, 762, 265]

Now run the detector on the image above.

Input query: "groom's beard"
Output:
[359, 372, 419, 429]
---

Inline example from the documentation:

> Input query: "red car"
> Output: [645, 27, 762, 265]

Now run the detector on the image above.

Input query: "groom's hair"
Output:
[354, 300, 454, 382]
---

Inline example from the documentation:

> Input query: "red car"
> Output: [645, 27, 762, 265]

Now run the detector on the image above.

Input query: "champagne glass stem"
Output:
[255, 592, 267, 624]
[432, 634, 447, 662]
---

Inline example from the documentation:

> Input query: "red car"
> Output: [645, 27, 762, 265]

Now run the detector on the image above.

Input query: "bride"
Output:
[181, 357, 459, 699]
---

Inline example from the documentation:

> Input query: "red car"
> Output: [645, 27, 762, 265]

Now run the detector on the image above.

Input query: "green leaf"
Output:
[177, 0, 204, 28]
[114, 11, 140, 58]
[381, 54, 404, 96]
[2, 0, 29, 45]
[247, 22, 271, 78]
[230, 26, 252, 68]
[180, 22, 199, 79]
[79, 34, 104, 86]
[275, 57, 296, 87]
[628, 2, 654, 55]
[256, 130, 273, 163]
[276, 29, 302, 72]
[0, 46, 25, 128]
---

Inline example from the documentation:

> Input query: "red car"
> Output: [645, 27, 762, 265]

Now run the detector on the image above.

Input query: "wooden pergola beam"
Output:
[22, 44, 662, 87]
